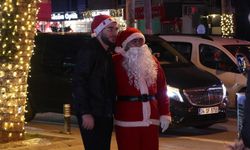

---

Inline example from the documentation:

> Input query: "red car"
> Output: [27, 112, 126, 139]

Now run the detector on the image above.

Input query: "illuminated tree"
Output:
[221, 14, 234, 37]
[221, 0, 234, 37]
[0, 0, 39, 142]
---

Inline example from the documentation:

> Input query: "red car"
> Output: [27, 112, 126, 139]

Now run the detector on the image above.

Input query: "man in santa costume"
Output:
[113, 27, 171, 150]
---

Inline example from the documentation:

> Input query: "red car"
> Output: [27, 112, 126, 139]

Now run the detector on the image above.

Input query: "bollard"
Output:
[64, 104, 71, 134]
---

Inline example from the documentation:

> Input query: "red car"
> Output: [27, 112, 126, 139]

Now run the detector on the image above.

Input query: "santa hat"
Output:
[115, 27, 145, 54]
[91, 15, 116, 37]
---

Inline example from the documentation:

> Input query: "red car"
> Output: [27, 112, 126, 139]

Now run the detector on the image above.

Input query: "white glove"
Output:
[160, 115, 171, 132]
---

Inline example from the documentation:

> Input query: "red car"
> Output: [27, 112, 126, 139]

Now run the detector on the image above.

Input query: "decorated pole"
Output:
[0, 0, 39, 142]
[144, 0, 152, 34]
[126, 0, 135, 27]
[221, 0, 234, 37]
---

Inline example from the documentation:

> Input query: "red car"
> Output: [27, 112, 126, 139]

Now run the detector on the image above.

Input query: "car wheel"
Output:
[25, 100, 36, 122]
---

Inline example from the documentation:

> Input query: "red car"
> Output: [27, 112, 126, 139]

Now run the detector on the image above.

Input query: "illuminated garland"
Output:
[221, 13, 234, 37]
[0, 0, 39, 142]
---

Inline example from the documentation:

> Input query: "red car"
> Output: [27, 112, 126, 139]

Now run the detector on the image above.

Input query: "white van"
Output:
[159, 35, 250, 108]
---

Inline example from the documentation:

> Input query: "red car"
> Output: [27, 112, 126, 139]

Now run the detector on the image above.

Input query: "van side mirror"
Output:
[236, 54, 247, 73]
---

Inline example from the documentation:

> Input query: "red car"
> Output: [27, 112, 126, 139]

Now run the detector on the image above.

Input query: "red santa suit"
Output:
[113, 27, 171, 150]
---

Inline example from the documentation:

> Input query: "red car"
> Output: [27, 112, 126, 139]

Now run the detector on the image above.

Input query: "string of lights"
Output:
[221, 13, 234, 38]
[0, 0, 39, 142]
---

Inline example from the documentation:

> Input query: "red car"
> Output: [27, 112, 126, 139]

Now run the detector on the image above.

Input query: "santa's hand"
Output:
[160, 115, 171, 132]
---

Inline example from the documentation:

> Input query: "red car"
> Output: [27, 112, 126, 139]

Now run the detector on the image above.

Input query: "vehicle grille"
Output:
[183, 86, 223, 106]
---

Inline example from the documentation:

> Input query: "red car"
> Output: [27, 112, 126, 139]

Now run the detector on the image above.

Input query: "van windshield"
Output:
[145, 35, 190, 65]
[223, 45, 250, 57]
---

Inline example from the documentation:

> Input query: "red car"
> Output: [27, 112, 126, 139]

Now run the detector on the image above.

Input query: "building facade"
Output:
[37, 0, 249, 39]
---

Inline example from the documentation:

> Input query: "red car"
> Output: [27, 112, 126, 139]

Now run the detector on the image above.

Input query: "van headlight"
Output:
[222, 83, 227, 99]
[166, 85, 184, 102]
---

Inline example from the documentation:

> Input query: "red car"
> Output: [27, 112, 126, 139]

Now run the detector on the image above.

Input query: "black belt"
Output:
[117, 95, 155, 102]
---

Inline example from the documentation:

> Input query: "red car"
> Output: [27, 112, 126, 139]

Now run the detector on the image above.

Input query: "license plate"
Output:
[198, 107, 219, 115]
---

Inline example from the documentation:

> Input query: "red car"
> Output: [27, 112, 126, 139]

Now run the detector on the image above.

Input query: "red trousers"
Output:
[115, 125, 159, 150]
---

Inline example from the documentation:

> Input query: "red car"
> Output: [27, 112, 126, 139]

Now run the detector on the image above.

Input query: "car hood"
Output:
[161, 65, 221, 89]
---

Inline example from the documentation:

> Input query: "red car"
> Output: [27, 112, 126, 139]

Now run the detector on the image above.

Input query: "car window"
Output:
[36, 34, 64, 75]
[37, 33, 90, 76]
[169, 42, 192, 60]
[223, 45, 250, 56]
[146, 36, 190, 65]
[199, 44, 239, 73]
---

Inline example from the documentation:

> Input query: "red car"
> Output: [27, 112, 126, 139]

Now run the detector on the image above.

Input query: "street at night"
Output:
[1, 0, 250, 149]
[0, 112, 237, 150]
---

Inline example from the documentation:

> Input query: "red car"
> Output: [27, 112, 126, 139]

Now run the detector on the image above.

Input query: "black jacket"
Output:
[241, 69, 250, 148]
[72, 38, 116, 117]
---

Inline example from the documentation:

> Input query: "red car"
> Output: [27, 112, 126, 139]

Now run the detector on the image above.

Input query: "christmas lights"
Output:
[221, 13, 234, 38]
[0, 0, 39, 142]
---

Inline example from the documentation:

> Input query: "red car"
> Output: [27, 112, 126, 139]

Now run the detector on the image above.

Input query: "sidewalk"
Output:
[1, 120, 118, 150]
[0, 121, 234, 150]
[0, 112, 237, 150]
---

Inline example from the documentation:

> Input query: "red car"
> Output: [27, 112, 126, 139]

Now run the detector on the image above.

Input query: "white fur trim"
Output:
[122, 32, 145, 48]
[114, 119, 159, 127]
[91, 32, 96, 37]
[142, 101, 151, 122]
[115, 47, 124, 53]
[115, 101, 161, 127]
[139, 78, 149, 95]
[93, 17, 116, 36]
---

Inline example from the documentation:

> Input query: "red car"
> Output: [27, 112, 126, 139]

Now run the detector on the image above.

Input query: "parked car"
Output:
[26, 33, 228, 128]
[159, 35, 250, 108]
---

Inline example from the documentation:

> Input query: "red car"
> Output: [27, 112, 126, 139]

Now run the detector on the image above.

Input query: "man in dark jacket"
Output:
[72, 15, 118, 150]
[235, 49, 250, 149]
[227, 49, 250, 150]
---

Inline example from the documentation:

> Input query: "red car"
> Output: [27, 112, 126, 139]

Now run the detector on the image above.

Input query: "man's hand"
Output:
[81, 114, 94, 130]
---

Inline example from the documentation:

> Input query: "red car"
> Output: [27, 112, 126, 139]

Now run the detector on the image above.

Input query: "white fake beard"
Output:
[122, 44, 158, 90]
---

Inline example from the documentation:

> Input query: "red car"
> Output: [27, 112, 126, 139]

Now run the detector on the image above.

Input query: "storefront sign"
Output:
[82, 9, 123, 19]
[134, 5, 164, 20]
[51, 12, 65, 20]
[65, 12, 78, 20]
[51, 11, 79, 21]
[110, 9, 123, 18]
[123, 5, 164, 20]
